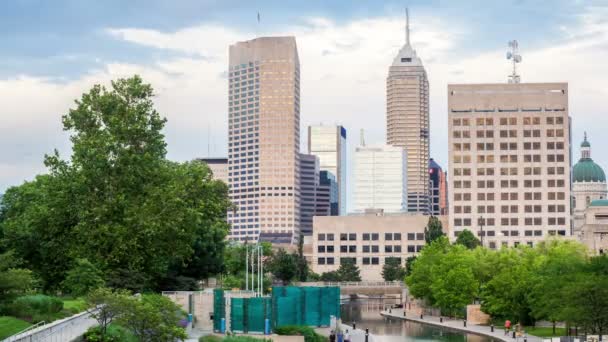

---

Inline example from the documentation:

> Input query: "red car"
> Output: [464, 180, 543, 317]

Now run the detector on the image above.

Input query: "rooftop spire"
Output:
[405, 8, 410, 46]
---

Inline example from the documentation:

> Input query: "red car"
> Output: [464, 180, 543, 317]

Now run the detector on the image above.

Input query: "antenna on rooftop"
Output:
[506, 40, 522, 83]
[405, 8, 411, 46]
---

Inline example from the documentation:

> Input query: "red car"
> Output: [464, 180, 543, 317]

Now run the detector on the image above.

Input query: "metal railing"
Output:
[2, 310, 97, 342]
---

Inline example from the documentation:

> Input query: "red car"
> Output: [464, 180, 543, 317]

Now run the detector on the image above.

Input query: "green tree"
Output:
[337, 258, 361, 282]
[424, 216, 445, 244]
[381, 257, 406, 281]
[406, 236, 451, 304]
[0, 251, 37, 305]
[430, 245, 477, 317]
[295, 234, 309, 282]
[116, 294, 187, 342]
[86, 287, 131, 338]
[320, 271, 340, 282]
[455, 229, 481, 249]
[269, 249, 297, 285]
[563, 274, 608, 336]
[0, 76, 231, 291]
[404, 255, 417, 277]
[62, 258, 105, 297]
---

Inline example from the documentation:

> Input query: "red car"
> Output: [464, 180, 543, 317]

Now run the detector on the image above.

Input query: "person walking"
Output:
[344, 329, 351, 342]
[504, 320, 511, 336]
[330, 330, 336, 342]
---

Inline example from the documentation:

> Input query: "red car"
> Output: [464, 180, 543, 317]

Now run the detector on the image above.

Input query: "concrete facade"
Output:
[448, 83, 572, 248]
[309, 213, 448, 281]
[227, 37, 301, 244]
[300, 154, 320, 236]
[198, 158, 228, 183]
[308, 125, 347, 215]
[353, 145, 407, 213]
[580, 200, 608, 255]
[429, 158, 448, 216]
[386, 13, 430, 214]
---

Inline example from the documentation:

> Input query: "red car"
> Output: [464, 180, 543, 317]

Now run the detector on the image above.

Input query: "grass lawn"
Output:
[62, 298, 88, 314]
[0, 316, 32, 339]
[525, 327, 567, 337]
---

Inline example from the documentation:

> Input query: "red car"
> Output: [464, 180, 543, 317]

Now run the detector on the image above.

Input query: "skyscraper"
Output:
[227, 37, 301, 244]
[386, 9, 430, 214]
[299, 154, 320, 236]
[308, 125, 347, 215]
[353, 144, 407, 213]
[429, 158, 448, 216]
[448, 82, 571, 248]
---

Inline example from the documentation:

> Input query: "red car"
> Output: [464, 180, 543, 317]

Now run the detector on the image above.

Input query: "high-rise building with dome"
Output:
[572, 133, 607, 233]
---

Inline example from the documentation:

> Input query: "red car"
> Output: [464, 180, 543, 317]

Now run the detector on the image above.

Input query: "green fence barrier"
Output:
[213, 289, 225, 332]
[271, 286, 340, 329]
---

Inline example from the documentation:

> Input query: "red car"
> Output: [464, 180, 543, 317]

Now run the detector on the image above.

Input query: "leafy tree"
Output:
[269, 249, 297, 285]
[116, 294, 187, 342]
[320, 271, 340, 282]
[404, 255, 417, 277]
[430, 245, 477, 317]
[337, 258, 361, 282]
[62, 258, 105, 297]
[563, 273, 608, 336]
[424, 216, 445, 244]
[0, 251, 37, 305]
[455, 229, 481, 249]
[295, 233, 309, 282]
[0, 76, 231, 291]
[382, 257, 406, 282]
[406, 236, 451, 304]
[87, 287, 131, 338]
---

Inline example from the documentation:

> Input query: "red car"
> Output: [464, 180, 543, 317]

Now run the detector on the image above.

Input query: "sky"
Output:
[2, 0, 608, 211]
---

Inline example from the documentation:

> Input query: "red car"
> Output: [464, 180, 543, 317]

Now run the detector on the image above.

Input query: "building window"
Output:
[349, 233, 356, 241]
[340, 246, 347, 253]
[371, 257, 379, 265]
[340, 257, 356, 265]
[362, 257, 370, 265]
[394, 233, 402, 240]
[385, 245, 393, 253]
[318, 234, 325, 241]
[327, 245, 334, 253]
[363, 245, 370, 253]
[318, 246, 326, 253]
[327, 257, 335, 265]
[318, 258, 326, 265]
[385, 233, 393, 241]
[371, 233, 379, 241]
[327, 234, 334, 241]
[407, 245, 415, 253]
[362, 233, 370, 241]
[394, 245, 402, 253]
[340, 233, 347, 241]
[349, 245, 357, 253]
[371, 245, 379, 253]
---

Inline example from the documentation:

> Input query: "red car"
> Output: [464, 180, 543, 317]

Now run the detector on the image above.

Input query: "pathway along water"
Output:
[341, 298, 499, 342]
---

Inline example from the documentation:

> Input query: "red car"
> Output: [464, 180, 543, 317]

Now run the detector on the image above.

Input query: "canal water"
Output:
[340, 299, 497, 342]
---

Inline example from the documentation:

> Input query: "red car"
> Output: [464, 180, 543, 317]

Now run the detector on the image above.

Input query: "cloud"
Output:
[2, 5, 608, 212]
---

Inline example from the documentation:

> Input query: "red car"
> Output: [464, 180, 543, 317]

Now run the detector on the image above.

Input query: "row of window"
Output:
[454, 204, 567, 214]
[317, 232, 424, 241]
[454, 192, 566, 202]
[454, 154, 565, 164]
[454, 141, 566, 152]
[317, 257, 407, 266]
[317, 244, 423, 254]
[453, 129, 565, 139]
[453, 217, 568, 226]
[453, 167, 566, 177]
[453, 116, 565, 127]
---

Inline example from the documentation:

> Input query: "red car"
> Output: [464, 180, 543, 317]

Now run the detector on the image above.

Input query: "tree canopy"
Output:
[382, 257, 406, 281]
[425, 216, 445, 244]
[454, 229, 481, 249]
[0, 76, 231, 291]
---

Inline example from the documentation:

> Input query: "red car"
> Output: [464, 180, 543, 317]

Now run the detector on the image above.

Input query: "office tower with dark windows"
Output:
[429, 158, 448, 216]
[227, 37, 301, 244]
[448, 82, 571, 249]
[386, 10, 430, 214]
[308, 125, 347, 215]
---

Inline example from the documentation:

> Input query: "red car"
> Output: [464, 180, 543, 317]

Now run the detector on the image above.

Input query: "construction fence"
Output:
[213, 286, 340, 334]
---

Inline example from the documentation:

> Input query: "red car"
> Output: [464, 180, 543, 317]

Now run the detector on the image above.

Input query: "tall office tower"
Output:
[317, 170, 338, 216]
[386, 9, 430, 214]
[308, 125, 347, 215]
[429, 158, 448, 216]
[197, 158, 228, 183]
[448, 83, 571, 248]
[227, 37, 301, 244]
[300, 154, 320, 236]
[572, 134, 607, 233]
[354, 144, 407, 213]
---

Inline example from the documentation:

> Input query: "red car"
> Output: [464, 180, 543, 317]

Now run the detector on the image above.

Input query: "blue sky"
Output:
[2, 0, 608, 211]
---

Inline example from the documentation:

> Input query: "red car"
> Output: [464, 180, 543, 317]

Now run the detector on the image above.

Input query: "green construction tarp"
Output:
[213, 289, 225, 332]
[271, 286, 340, 329]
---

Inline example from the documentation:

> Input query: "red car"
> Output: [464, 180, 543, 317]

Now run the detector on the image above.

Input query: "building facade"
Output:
[309, 213, 448, 281]
[448, 83, 571, 248]
[308, 125, 347, 215]
[429, 158, 448, 216]
[353, 145, 407, 213]
[299, 154, 320, 236]
[227, 37, 301, 243]
[580, 199, 608, 255]
[198, 158, 228, 183]
[318, 170, 338, 216]
[386, 11, 430, 214]
[572, 134, 607, 233]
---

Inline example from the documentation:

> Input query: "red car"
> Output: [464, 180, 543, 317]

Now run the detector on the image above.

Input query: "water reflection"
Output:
[341, 299, 496, 342]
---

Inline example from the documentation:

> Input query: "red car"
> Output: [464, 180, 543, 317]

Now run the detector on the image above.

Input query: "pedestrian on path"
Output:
[344, 329, 351, 342]
[330, 330, 336, 342]
[504, 320, 511, 336]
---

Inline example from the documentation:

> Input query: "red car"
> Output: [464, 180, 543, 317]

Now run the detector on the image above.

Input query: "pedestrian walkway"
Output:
[380, 310, 543, 342]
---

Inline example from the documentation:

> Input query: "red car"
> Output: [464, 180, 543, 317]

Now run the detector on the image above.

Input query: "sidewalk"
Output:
[380, 310, 543, 342]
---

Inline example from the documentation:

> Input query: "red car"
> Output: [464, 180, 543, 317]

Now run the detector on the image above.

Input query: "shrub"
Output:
[61, 258, 105, 297]
[199, 335, 224, 342]
[83, 324, 136, 342]
[275, 325, 328, 342]
[8, 295, 64, 322]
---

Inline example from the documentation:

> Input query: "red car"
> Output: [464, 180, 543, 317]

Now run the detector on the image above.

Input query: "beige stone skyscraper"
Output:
[227, 37, 301, 244]
[448, 83, 571, 248]
[386, 10, 430, 213]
